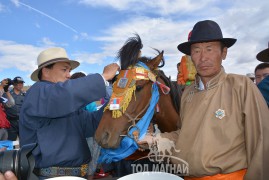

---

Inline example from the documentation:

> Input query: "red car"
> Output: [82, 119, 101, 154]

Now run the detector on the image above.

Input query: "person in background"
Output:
[70, 72, 100, 180]
[3, 76, 25, 141]
[176, 62, 181, 83]
[0, 79, 15, 141]
[177, 31, 197, 87]
[19, 47, 119, 179]
[254, 63, 269, 85]
[256, 42, 269, 107]
[70, 72, 98, 112]
[139, 20, 269, 179]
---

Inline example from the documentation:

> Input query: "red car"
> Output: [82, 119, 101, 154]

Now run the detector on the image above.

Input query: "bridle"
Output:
[99, 61, 171, 163]
[105, 61, 170, 142]
[120, 93, 152, 140]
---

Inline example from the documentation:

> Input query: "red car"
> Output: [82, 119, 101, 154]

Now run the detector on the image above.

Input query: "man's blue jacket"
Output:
[258, 75, 269, 107]
[19, 74, 106, 168]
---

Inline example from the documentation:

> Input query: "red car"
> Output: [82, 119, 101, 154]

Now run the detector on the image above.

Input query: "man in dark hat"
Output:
[255, 43, 269, 107]
[256, 42, 269, 62]
[139, 20, 269, 179]
[3, 76, 25, 141]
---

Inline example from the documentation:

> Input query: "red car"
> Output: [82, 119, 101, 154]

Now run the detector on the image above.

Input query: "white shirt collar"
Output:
[198, 78, 205, 90]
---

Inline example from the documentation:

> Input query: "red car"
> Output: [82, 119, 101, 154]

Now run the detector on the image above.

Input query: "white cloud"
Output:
[73, 32, 90, 41]
[1, 0, 268, 84]
[10, 0, 20, 7]
[78, 0, 217, 16]
[40, 37, 56, 46]
[0, 3, 5, 12]
[72, 51, 106, 65]
[0, 37, 70, 74]
[84, 0, 269, 80]
[78, 0, 134, 10]
[35, 22, 40, 29]
[0, 40, 43, 72]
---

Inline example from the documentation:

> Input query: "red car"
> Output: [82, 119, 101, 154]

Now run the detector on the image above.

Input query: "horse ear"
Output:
[148, 51, 164, 70]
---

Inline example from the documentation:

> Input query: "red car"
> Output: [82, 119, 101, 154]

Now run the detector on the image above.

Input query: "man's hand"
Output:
[1, 79, 12, 92]
[0, 171, 18, 180]
[138, 133, 155, 150]
[137, 123, 156, 150]
[102, 63, 120, 81]
[0, 79, 7, 88]
[0, 147, 7, 152]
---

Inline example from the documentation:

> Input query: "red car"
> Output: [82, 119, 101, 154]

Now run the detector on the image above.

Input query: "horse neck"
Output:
[153, 74, 181, 133]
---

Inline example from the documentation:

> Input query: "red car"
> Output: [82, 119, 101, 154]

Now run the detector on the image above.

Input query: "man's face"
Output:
[255, 67, 269, 85]
[14, 82, 24, 91]
[190, 41, 227, 83]
[45, 62, 72, 83]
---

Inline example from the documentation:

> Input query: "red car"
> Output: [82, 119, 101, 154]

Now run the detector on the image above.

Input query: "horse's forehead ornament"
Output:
[117, 78, 128, 89]
[104, 64, 157, 118]
[135, 67, 149, 80]
[148, 71, 156, 82]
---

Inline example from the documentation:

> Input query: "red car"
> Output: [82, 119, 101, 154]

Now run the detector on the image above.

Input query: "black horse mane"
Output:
[117, 34, 143, 70]
[117, 34, 180, 112]
[117, 34, 165, 69]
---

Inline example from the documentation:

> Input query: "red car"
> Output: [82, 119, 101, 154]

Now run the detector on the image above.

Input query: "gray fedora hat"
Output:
[177, 20, 237, 55]
[31, 47, 80, 81]
[256, 42, 269, 62]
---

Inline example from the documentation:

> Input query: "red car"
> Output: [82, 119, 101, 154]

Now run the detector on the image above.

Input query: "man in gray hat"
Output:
[18, 47, 119, 179]
[139, 20, 269, 179]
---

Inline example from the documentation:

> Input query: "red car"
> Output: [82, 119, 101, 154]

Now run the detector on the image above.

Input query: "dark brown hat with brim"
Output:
[256, 42, 269, 62]
[177, 20, 237, 55]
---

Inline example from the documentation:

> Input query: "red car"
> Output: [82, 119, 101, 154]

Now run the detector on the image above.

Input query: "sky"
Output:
[0, 0, 268, 85]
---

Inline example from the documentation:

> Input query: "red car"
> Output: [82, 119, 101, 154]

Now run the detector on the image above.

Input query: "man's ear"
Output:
[41, 67, 50, 79]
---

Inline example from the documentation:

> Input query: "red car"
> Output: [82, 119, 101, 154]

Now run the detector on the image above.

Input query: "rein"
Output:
[120, 97, 151, 139]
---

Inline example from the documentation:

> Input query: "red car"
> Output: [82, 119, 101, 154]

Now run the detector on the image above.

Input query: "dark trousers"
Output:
[0, 128, 8, 140]
[7, 117, 19, 141]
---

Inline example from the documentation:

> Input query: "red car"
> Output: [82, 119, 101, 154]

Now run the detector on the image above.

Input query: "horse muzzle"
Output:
[95, 130, 122, 149]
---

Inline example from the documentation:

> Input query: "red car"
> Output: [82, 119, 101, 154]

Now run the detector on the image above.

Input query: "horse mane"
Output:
[117, 34, 143, 70]
[117, 34, 180, 112]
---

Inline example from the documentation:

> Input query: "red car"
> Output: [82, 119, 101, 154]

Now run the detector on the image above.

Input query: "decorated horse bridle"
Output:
[99, 61, 170, 163]
[104, 61, 170, 142]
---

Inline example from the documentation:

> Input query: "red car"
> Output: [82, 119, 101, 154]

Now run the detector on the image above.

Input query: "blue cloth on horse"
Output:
[258, 75, 269, 107]
[0, 140, 13, 150]
[85, 102, 97, 112]
[98, 83, 159, 163]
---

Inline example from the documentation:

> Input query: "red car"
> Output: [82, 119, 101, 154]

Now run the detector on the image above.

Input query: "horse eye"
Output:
[136, 85, 143, 91]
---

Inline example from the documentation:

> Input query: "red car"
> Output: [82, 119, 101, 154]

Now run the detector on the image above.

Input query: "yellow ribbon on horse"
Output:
[104, 68, 136, 118]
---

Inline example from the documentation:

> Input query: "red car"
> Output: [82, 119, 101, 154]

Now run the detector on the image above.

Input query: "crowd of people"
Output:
[0, 19, 268, 180]
[0, 77, 25, 146]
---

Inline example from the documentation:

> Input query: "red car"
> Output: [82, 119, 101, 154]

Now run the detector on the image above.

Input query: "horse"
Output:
[95, 34, 182, 151]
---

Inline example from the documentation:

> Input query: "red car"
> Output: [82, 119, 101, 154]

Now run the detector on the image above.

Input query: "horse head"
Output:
[95, 34, 181, 149]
